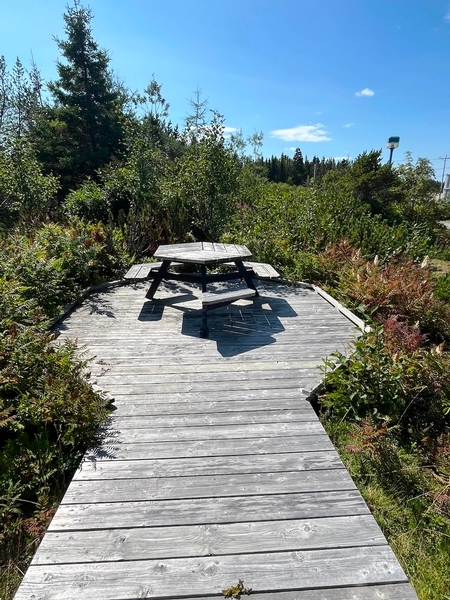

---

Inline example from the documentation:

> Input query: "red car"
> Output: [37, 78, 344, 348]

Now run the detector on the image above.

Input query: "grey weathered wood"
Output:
[202, 287, 256, 306]
[124, 261, 183, 280]
[14, 280, 417, 600]
[107, 409, 317, 428]
[191, 586, 419, 600]
[62, 468, 354, 504]
[97, 421, 325, 444]
[74, 451, 344, 480]
[49, 490, 370, 531]
[243, 261, 280, 279]
[154, 241, 252, 264]
[14, 547, 407, 600]
[105, 397, 312, 415]
[84, 434, 334, 461]
[35, 515, 386, 564]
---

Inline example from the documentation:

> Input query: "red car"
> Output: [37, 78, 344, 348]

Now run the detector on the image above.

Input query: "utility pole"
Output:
[439, 155, 449, 198]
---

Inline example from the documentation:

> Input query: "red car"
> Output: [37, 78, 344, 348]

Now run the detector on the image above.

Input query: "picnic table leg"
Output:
[145, 260, 171, 299]
[200, 307, 209, 338]
[235, 260, 259, 296]
[201, 265, 207, 293]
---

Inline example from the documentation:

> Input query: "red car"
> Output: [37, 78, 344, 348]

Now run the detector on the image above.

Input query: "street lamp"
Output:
[386, 136, 400, 165]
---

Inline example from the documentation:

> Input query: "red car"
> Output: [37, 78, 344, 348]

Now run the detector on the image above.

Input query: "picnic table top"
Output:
[154, 242, 252, 265]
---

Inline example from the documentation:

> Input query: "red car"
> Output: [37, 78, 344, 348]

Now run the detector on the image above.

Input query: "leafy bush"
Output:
[63, 180, 111, 223]
[0, 220, 128, 318]
[323, 418, 450, 600]
[434, 272, 450, 302]
[0, 323, 109, 598]
[0, 140, 59, 227]
[224, 178, 436, 283]
[321, 325, 450, 444]
[0, 220, 121, 598]
[321, 244, 450, 342]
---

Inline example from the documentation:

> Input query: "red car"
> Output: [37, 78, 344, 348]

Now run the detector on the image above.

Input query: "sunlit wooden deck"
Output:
[15, 280, 418, 600]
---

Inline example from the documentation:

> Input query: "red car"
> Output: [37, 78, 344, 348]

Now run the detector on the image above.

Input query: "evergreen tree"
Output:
[292, 148, 306, 185]
[37, 1, 123, 193]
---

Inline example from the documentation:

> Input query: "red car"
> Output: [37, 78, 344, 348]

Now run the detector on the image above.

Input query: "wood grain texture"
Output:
[73, 451, 344, 480]
[35, 515, 386, 564]
[49, 490, 371, 531]
[62, 468, 355, 504]
[15, 547, 407, 600]
[14, 280, 417, 600]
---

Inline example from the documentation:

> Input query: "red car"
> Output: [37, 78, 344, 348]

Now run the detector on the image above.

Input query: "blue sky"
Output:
[1, 0, 450, 173]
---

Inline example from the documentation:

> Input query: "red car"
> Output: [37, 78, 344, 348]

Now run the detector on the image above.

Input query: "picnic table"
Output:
[145, 242, 258, 300]
[125, 242, 280, 337]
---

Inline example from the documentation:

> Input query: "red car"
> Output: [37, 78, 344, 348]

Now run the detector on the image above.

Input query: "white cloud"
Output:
[445, 10, 450, 21]
[343, 123, 354, 128]
[356, 88, 375, 97]
[223, 126, 239, 134]
[285, 147, 297, 152]
[270, 123, 331, 142]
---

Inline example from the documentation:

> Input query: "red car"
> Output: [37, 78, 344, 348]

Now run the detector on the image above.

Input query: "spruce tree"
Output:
[40, 1, 123, 193]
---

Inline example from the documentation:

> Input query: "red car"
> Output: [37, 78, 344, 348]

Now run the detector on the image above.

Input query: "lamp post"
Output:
[386, 136, 400, 165]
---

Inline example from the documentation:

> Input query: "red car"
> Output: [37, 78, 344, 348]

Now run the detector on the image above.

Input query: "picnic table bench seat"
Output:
[224, 261, 280, 279]
[201, 287, 256, 338]
[124, 262, 183, 281]
[125, 261, 279, 282]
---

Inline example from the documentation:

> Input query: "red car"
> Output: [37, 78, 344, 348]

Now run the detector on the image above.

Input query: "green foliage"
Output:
[0, 326, 110, 596]
[391, 152, 443, 223]
[321, 326, 450, 441]
[0, 55, 44, 143]
[222, 580, 252, 598]
[0, 139, 58, 226]
[63, 179, 110, 222]
[322, 248, 450, 342]
[323, 419, 450, 600]
[0, 220, 127, 318]
[323, 150, 401, 216]
[0, 218, 123, 599]
[224, 176, 436, 282]
[163, 110, 239, 241]
[37, 1, 124, 193]
[434, 272, 450, 302]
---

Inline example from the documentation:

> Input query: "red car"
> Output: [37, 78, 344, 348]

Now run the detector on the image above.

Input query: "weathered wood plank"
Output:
[97, 421, 326, 444]
[49, 490, 370, 531]
[84, 434, 334, 461]
[106, 397, 311, 416]
[35, 515, 385, 564]
[74, 451, 344, 480]
[15, 547, 407, 600]
[62, 468, 354, 504]
[202, 288, 256, 307]
[94, 378, 316, 395]
[106, 409, 318, 428]
[95, 368, 322, 386]
[108, 387, 310, 403]
[155, 585, 419, 600]
[243, 261, 280, 279]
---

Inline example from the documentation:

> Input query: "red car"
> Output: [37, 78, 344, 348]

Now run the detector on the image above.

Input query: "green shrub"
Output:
[321, 326, 450, 443]
[0, 220, 128, 319]
[434, 272, 450, 302]
[321, 245, 450, 342]
[63, 180, 111, 223]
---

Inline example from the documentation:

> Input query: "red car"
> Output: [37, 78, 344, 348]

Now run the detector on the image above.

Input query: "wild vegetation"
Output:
[1, 2, 450, 598]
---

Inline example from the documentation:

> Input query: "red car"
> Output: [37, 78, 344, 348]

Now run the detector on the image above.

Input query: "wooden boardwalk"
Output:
[15, 280, 418, 600]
